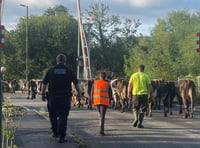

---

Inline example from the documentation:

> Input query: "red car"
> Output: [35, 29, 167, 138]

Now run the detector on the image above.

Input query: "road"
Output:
[3, 92, 200, 148]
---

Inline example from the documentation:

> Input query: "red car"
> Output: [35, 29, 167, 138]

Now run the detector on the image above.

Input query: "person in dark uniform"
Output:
[41, 53, 81, 143]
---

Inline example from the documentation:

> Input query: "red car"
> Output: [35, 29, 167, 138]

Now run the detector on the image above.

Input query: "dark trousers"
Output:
[48, 94, 71, 138]
[96, 105, 107, 133]
[132, 95, 148, 126]
[132, 95, 148, 113]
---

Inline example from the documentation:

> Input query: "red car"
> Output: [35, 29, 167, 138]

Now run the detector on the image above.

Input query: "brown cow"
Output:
[115, 79, 130, 113]
[110, 79, 120, 109]
[146, 81, 157, 117]
[72, 80, 93, 109]
[177, 79, 196, 118]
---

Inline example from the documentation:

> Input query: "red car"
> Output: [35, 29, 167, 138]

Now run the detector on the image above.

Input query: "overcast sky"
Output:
[2, 0, 199, 35]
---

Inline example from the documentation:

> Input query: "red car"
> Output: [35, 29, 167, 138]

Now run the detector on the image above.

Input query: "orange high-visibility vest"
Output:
[93, 80, 110, 106]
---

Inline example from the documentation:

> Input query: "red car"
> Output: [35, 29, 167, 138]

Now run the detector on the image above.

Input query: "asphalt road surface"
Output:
[4, 93, 200, 148]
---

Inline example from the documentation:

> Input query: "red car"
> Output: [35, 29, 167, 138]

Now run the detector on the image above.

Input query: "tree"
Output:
[1, 5, 78, 80]
[85, 2, 141, 76]
[43, 5, 69, 16]
[124, 10, 200, 80]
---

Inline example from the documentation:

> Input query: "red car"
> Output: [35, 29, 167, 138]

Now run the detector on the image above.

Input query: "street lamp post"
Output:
[20, 4, 28, 82]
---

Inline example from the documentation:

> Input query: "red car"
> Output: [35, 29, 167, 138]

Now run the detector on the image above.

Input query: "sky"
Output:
[1, 0, 200, 35]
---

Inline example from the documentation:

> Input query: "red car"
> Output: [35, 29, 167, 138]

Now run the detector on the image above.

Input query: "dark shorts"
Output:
[132, 95, 148, 113]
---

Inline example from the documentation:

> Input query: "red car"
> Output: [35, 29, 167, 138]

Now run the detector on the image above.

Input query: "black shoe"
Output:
[52, 133, 59, 138]
[99, 131, 105, 136]
[133, 120, 138, 127]
[58, 137, 68, 143]
[137, 124, 144, 128]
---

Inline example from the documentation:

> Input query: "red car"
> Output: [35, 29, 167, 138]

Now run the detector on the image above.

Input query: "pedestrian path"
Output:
[14, 110, 78, 148]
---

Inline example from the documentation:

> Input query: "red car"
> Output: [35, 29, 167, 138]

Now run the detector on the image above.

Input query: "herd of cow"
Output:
[3, 79, 42, 100]
[2, 78, 196, 119]
[71, 78, 196, 119]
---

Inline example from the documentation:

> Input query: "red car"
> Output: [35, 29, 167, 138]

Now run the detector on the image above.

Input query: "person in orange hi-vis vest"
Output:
[91, 72, 112, 136]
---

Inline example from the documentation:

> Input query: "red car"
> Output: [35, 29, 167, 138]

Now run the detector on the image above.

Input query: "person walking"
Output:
[91, 72, 112, 136]
[41, 53, 81, 143]
[127, 64, 151, 128]
[0, 66, 8, 85]
[0, 67, 8, 102]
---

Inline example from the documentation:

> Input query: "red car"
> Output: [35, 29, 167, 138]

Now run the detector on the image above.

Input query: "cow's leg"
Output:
[125, 98, 129, 110]
[153, 96, 158, 110]
[148, 100, 153, 117]
[88, 96, 92, 110]
[163, 96, 169, 117]
[27, 90, 30, 99]
[117, 97, 121, 110]
[113, 93, 117, 109]
[190, 102, 194, 118]
[146, 97, 152, 117]
[128, 96, 132, 111]
[13, 85, 16, 94]
[181, 94, 189, 118]
[188, 88, 194, 118]
[169, 96, 173, 115]
[146, 102, 152, 117]
[158, 95, 161, 110]
[120, 99, 125, 113]
[178, 95, 183, 114]
[78, 97, 82, 108]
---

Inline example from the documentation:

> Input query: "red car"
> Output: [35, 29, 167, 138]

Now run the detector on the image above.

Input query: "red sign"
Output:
[196, 32, 200, 52]
[0, 25, 5, 47]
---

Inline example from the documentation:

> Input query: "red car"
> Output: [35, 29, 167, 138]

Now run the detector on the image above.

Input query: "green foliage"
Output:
[5, 4, 200, 81]
[2, 5, 78, 80]
[124, 10, 200, 80]
[2, 101, 26, 148]
[43, 5, 69, 16]
[85, 2, 140, 77]
[1, 3, 141, 80]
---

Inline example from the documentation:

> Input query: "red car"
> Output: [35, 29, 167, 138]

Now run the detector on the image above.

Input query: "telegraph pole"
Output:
[20, 4, 29, 82]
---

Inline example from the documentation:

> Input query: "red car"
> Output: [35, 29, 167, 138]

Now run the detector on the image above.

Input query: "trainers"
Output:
[58, 137, 68, 143]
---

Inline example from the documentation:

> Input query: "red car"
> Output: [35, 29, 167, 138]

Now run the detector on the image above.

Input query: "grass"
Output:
[67, 130, 88, 148]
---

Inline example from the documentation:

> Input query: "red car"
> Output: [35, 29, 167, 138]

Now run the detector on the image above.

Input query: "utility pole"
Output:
[20, 4, 29, 82]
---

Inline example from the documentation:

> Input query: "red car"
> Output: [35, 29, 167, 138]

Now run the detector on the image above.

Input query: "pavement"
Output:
[13, 110, 79, 148]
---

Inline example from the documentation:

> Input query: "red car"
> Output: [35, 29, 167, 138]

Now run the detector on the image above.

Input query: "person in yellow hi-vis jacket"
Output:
[91, 72, 112, 136]
[128, 64, 151, 128]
